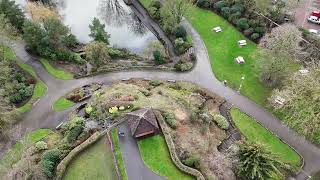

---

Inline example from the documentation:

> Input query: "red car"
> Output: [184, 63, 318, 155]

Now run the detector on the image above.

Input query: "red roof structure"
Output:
[127, 108, 160, 138]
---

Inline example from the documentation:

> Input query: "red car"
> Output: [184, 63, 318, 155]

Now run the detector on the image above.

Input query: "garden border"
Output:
[229, 107, 305, 176]
[107, 131, 122, 180]
[55, 118, 127, 179]
[154, 110, 205, 180]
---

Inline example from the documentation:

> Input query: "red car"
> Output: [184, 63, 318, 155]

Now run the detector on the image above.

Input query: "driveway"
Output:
[117, 122, 165, 180]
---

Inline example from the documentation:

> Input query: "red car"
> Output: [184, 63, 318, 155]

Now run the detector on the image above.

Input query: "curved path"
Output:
[1, 14, 320, 180]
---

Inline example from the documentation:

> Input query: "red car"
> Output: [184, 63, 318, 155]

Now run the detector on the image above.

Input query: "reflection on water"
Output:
[15, 0, 157, 54]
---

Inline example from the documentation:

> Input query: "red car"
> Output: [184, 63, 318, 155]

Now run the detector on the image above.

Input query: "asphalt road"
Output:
[0, 5, 320, 179]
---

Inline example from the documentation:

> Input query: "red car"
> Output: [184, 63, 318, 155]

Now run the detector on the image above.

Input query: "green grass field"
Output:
[139, 1, 270, 106]
[0, 129, 53, 172]
[40, 59, 74, 80]
[111, 129, 128, 180]
[138, 135, 194, 180]
[231, 108, 301, 169]
[1, 45, 47, 113]
[186, 7, 271, 106]
[52, 97, 75, 112]
[63, 136, 117, 180]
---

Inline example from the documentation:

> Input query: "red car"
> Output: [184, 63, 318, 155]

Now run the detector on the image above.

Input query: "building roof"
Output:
[127, 108, 159, 137]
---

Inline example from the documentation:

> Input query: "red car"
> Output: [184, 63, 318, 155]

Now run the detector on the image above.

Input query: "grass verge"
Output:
[40, 58, 74, 80]
[1, 45, 47, 113]
[52, 97, 75, 112]
[137, 135, 194, 180]
[63, 136, 118, 180]
[231, 108, 301, 169]
[0, 129, 53, 170]
[111, 129, 128, 180]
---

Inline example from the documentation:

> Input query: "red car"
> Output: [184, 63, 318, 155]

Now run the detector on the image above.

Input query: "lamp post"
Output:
[238, 75, 245, 93]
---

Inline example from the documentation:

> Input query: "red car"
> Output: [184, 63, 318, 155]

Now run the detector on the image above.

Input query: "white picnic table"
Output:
[212, 26, 222, 32]
[235, 56, 245, 64]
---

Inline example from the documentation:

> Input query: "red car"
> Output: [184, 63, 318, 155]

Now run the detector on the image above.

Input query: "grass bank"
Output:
[231, 108, 301, 169]
[40, 59, 74, 80]
[52, 97, 75, 112]
[138, 135, 194, 180]
[63, 136, 118, 180]
[0, 129, 53, 172]
[111, 129, 128, 180]
[1, 45, 47, 113]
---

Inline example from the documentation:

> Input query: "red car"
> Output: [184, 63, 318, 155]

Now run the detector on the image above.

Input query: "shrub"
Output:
[214, 1, 227, 11]
[150, 0, 162, 9]
[162, 112, 177, 129]
[243, 27, 254, 36]
[108, 48, 129, 58]
[221, 7, 231, 18]
[41, 149, 61, 178]
[67, 125, 83, 143]
[174, 61, 193, 72]
[149, 80, 162, 87]
[213, 114, 229, 130]
[35, 141, 48, 151]
[199, 113, 211, 124]
[236, 18, 249, 30]
[228, 12, 241, 24]
[183, 155, 200, 169]
[196, 0, 210, 8]
[231, 3, 244, 14]
[250, 33, 260, 40]
[175, 25, 187, 40]
[314, 129, 320, 144]
[109, 106, 118, 114]
[85, 105, 93, 115]
[254, 26, 266, 34]
[153, 50, 163, 64]
[140, 89, 151, 96]
[190, 111, 198, 123]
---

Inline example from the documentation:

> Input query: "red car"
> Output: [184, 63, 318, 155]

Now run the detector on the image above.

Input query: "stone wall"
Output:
[154, 110, 205, 180]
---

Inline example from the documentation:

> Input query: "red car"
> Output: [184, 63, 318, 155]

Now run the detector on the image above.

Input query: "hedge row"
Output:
[154, 110, 205, 180]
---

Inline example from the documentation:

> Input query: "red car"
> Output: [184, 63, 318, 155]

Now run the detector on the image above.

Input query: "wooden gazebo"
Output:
[127, 108, 159, 138]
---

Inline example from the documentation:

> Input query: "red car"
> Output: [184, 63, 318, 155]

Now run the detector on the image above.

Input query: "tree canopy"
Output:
[89, 17, 110, 44]
[0, 0, 25, 30]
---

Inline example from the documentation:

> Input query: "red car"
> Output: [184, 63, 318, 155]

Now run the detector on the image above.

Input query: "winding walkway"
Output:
[1, 11, 320, 180]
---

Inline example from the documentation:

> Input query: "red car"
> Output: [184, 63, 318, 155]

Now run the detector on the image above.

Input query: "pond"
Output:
[15, 0, 158, 54]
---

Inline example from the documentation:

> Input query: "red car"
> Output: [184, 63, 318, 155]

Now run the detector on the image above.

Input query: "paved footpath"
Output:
[0, 13, 320, 179]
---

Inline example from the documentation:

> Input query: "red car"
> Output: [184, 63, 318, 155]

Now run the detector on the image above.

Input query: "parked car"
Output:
[308, 11, 320, 24]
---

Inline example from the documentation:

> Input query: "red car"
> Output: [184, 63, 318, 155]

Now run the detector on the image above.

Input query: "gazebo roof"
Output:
[127, 108, 159, 137]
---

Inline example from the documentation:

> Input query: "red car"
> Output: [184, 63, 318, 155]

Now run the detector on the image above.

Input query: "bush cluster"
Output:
[40, 149, 61, 178]
[35, 141, 48, 152]
[213, 114, 229, 130]
[149, 80, 162, 87]
[23, 18, 81, 63]
[61, 117, 85, 143]
[162, 112, 177, 129]
[174, 61, 193, 72]
[183, 155, 201, 169]
[196, 0, 268, 41]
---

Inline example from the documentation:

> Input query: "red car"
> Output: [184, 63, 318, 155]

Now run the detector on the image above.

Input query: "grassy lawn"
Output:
[63, 136, 117, 180]
[1, 45, 47, 113]
[0, 129, 53, 171]
[40, 58, 74, 80]
[111, 129, 128, 180]
[138, 135, 194, 180]
[186, 7, 271, 106]
[52, 97, 75, 112]
[231, 108, 301, 169]
[139, 1, 270, 106]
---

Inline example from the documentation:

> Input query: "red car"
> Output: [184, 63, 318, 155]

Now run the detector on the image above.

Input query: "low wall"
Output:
[154, 110, 205, 180]
[55, 118, 128, 180]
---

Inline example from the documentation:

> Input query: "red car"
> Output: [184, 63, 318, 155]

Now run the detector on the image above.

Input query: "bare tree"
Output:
[269, 66, 320, 143]
[260, 24, 302, 60]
